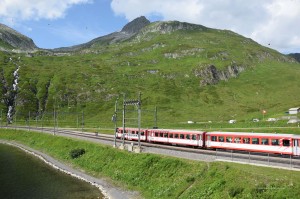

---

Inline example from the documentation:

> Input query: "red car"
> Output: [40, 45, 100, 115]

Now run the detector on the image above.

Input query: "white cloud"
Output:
[111, 0, 300, 53]
[0, 0, 92, 21]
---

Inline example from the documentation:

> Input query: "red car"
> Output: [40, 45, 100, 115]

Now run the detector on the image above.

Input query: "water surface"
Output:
[0, 143, 103, 199]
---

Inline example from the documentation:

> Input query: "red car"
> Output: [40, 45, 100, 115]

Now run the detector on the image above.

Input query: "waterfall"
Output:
[7, 58, 20, 123]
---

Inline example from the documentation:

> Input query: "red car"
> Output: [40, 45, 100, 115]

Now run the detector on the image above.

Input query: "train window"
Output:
[261, 138, 269, 145]
[141, 132, 145, 136]
[219, 136, 224, 142]
[271, 139, 279, 145]
[283, 140, 290, 147]
[175, 134, 179, 138]
[186, 134, 190, 140]
[211, 136, 217, 141]
[252, 138, 259, 144]
[192, 135, 196, 140]
[164, 133, 168, 138]
[160, 133, 163, 137]
[180, 134, 184, 139]
[234, 137, 241, 143]
[155, 132, 158, 137]
[243, 138, 250, 144]
[169, 134, 173, 138]
[226, 137, 232, 143]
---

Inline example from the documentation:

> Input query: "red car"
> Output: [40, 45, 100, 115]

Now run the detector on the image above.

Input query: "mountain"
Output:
[53, 16, 150, 52]
[0, 17, 300, 127]
[288, 53, 300, 63]
[0, 23, 38, 52]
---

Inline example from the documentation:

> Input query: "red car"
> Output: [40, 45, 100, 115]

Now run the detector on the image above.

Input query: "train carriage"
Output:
[147, 129, 206, 147]
[115, 127, 148, 141]
[206, 132, 300, 156]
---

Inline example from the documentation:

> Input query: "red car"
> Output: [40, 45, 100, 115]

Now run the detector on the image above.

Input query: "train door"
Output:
[202, 133, 206, 148]
[293, 139, 300, 156]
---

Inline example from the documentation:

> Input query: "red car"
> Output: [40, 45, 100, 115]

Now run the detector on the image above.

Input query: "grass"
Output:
[1, 129, 300, 198]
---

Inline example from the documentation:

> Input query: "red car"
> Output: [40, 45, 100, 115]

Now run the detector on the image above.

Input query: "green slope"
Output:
[0, 20, 299, 129]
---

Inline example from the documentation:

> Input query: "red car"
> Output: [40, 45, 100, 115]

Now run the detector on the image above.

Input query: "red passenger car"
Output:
[115, 127, 148, 141]
[206, 132, 300, 156]
[147, 129, 206, 147]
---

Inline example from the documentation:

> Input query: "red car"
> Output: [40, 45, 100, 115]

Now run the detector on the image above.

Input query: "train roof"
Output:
[147, 128, 205, 133]
[207, 131, 300, 138]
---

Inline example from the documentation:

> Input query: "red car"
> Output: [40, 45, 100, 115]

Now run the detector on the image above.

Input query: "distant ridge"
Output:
[0, 23, 37, 51]
[53, 16, 150, 52]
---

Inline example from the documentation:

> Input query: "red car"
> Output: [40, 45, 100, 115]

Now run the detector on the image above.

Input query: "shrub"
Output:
[70, 148, 85, 159]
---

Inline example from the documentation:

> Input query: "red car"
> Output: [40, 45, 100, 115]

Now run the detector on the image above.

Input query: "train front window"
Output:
[283, 139, 290, 147]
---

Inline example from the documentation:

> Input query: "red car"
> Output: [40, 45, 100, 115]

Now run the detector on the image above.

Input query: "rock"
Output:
[194, 65, 245, 86]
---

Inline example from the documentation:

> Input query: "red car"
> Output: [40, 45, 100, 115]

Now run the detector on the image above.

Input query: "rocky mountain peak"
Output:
[121, 16, 150, 34]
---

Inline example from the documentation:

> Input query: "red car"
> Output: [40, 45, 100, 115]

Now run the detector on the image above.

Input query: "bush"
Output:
[70, 148, 85, 159]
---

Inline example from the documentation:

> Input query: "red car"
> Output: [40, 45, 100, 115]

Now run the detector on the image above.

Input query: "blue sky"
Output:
[0, 0, 299, 53]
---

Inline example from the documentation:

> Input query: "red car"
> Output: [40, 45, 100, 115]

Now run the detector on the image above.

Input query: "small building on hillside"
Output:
[289, 107, 300, 115]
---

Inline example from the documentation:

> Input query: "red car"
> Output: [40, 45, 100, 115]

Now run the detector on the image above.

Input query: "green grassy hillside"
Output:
[0, 20, 299, 130]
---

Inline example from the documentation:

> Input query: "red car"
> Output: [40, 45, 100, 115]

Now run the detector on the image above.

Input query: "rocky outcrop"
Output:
[194, 65, 245, 86]
[121, 16, 150, 34]
[288, 53, 300, 63]
[0, 23, 38, 51]
[139, 20, 207, 35]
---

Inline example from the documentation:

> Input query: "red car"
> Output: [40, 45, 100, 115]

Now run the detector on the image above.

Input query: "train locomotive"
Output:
[115, 127, 300, 156]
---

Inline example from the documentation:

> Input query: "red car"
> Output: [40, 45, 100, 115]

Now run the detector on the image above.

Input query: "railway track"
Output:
[1, 125, 300, 170]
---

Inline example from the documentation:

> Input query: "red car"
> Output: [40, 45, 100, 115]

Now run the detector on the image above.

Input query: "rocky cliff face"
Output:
[194, 65, 245, 86]
[0, 23, 38, 51]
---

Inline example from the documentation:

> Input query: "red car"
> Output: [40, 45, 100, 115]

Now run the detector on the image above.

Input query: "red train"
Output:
[116, 127, 300, 156]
